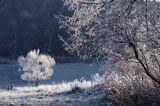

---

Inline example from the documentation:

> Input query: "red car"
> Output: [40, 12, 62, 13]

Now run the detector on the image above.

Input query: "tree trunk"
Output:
[35, 80, 39, 87]
[130, 42, 160, 85]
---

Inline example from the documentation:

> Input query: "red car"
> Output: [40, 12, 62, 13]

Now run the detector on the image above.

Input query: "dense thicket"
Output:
[0, 0, 67, 57]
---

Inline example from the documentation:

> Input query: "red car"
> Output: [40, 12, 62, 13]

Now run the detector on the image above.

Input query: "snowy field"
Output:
[0, 79, 105, 105]
[0, 58, 105, 105]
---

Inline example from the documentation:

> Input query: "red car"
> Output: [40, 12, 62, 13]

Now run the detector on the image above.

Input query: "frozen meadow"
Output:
[0, 79, 105, 105]
[0, 58, 105, 105]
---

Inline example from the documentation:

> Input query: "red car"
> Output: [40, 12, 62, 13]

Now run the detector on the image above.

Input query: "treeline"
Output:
[0, 0, 68, 57]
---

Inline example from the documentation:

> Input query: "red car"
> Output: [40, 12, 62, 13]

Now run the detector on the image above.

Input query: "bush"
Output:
[103, 60, 160, 106]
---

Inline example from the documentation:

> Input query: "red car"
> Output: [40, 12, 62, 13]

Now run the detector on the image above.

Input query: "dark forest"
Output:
[0, 0, 67, 57]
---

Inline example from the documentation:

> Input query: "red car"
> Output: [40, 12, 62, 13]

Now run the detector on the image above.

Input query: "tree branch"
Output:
[79, 0, 115, 5]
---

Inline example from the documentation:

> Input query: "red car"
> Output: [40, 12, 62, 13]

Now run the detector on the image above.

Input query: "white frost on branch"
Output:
[60, 0, 160, 84]
[18, 49, 56, 83]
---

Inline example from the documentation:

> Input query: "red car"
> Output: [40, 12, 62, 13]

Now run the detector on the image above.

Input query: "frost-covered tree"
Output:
[60, 0, 160, 84]
[18, 49, 56, 86]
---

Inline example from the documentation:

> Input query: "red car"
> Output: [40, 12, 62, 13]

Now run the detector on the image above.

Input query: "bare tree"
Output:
[60, 0, 160, 84]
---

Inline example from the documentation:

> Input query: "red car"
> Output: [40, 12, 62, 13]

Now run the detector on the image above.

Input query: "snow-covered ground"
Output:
[0, 75, 106, 105]
[0, 58, 105, 105]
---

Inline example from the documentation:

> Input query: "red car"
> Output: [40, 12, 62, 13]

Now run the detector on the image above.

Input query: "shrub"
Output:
[103, 60, 160, 106]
